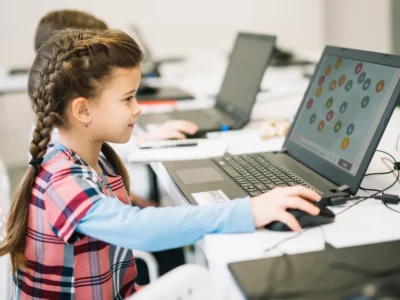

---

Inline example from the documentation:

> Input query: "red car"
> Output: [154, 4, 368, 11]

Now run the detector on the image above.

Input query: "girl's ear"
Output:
[70, 97, 92, 126]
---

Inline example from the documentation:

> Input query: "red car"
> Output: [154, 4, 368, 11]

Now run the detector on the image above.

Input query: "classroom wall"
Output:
[324, 0, 392, 53]
[0, 0, 325, 68]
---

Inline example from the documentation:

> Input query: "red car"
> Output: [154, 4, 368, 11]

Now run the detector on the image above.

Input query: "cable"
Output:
[384, 202, 400, 214]
[336, 149, 400, 215]
[264, 229, 310, 254]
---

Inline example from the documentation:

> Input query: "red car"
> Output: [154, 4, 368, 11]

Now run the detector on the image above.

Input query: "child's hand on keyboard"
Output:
[250, 186, 321, 231]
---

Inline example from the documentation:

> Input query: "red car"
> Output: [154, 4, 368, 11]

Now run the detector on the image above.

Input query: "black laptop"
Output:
[228, 240, 400, 299]
[138, 32, 277, 134]
[163, 46, 400, 204]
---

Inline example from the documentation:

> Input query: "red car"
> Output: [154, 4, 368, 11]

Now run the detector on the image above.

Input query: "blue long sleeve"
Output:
[76, 197, 255, 252]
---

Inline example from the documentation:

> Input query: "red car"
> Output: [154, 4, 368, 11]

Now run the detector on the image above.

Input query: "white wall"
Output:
[0, 0, 325, 68]
[324, 0, 392, 53]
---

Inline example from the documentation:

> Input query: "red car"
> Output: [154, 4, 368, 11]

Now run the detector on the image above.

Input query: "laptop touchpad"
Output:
[176, 167, 224, 184]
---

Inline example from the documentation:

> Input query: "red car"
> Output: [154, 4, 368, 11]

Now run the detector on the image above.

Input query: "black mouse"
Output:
[184, 131, 207, 139]
[265, 200, 335, 231]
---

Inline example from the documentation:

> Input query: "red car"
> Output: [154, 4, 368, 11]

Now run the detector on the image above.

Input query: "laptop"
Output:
[130, 25, 194, 101]
[163, 46, 400, 204]
[138, 32, 277, 134]
[228, 240, 400, 299]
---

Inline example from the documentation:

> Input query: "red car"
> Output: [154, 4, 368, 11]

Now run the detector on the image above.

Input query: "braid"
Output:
[1, 29, 143, 274]
[30, 48, 66, 166]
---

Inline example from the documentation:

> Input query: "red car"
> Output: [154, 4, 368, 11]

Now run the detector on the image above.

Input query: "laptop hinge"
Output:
[215, 100, 248, 125]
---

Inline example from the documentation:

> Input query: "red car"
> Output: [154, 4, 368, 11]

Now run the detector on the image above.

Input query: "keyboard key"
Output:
[266, 183, 277, 189]
[254, 183, 267, 190]
[221, 166, 241, 178]
[250, 191, 261, 197]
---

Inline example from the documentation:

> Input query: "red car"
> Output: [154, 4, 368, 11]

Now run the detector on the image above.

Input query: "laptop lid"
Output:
[130, 25, 157, 76]
[282, 46, 400, 195]
[216, 33, 276, 124]
[228, 240, 400, 299]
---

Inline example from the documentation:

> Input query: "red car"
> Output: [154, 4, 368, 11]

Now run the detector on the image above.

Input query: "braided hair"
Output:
[0, 28, 143, 273]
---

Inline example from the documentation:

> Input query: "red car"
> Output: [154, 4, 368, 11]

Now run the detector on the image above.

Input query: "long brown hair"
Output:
[34, 10, 108, 51]
[0, 29, 143, 273]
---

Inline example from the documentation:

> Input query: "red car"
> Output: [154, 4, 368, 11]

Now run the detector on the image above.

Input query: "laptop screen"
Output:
[289, 54, 400, 175]
[217, 33, 276, 119]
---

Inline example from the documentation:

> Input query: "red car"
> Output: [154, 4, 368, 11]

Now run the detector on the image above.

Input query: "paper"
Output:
[192, 190, 230, 205]
[129, 139, 227, 162]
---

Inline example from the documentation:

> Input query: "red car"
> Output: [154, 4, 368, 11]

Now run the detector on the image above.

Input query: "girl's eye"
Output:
[125, 96, 134, 102]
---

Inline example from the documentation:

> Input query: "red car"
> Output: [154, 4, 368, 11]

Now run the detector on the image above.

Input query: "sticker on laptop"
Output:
[192, 190, 230, 205]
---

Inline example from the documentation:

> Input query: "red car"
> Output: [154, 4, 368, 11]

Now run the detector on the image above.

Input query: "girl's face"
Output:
[90, 66, 142, 144]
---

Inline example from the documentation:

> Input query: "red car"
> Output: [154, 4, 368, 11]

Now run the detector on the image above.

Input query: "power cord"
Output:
[333, 150, 400, 215]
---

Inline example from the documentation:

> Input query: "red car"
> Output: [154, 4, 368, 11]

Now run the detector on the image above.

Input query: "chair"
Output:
[133, 250, 159, 283]
[130, 264, 219, 300]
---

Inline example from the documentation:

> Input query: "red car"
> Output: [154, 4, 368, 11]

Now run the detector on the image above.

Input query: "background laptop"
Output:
[130, 25, 195, 101]
[138, 32, 277, 134]
[228, 240, 400, 299]
[163, 46, 400, 204]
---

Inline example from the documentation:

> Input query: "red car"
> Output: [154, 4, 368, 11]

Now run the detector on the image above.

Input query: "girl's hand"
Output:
[250, 186, 321, 231]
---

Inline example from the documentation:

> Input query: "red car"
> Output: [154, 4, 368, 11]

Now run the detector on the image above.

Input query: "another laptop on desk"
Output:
[163, 46, 400, 204]
[228, 240, 400, 299]
[138, 32, 277, 135]
[130, 25, 194, 101]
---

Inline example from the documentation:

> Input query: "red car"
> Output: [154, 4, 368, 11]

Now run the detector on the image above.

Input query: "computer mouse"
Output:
[265, 200, 335, 231]
[184, 131, 207, 139]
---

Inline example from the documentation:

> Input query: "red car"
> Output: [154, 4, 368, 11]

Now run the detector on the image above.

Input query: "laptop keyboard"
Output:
[213, 154, 320, 197]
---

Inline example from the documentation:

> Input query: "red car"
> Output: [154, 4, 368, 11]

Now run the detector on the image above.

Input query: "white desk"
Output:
[135, 57, 400, 298]
[149, 104, 400, 299]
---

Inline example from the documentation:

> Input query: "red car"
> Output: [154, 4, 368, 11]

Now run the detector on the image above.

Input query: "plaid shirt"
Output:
[13, 143, 137, 299]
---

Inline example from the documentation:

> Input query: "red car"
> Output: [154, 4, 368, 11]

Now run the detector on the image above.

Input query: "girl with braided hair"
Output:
[0, 28, 320, 299]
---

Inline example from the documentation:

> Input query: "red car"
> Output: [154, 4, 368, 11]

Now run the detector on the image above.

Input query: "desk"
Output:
[150, 101, 400, 299]
[136, 57, 400, 298]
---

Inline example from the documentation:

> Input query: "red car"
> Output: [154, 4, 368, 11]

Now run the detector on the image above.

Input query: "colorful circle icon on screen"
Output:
[335, 58, 342, 68]
[376, 80, 385, 93]
[338, 75, 346, 86]
[325, 65, 332, 76]
[346, 123, 355, 136]
[326, 97, 333, 108]
[329, 80, 337, 91]
[345, 80, 353, 92]
[306, 98, 314, 109]
[361, 95, 370, 108]
[316, 86, 323, 97]
[355, 63, 363, 74]
[341, 137, 350, 150]
[334, 121, 342, 133]
[309, 113, 316, 124]
[326, 110, 334, 121]
[362, 78, 371, 91]
[357, 72, 366, 84]
[340, 102, 348, 113]
[318, 120, 325, 132]
[318, 75, 325, 86]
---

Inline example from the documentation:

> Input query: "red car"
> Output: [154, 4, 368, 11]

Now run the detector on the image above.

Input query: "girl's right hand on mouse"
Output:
[250, 186, 321, 232]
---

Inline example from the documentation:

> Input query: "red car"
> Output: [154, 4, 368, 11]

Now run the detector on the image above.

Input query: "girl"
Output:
[0, 29, 320, 299]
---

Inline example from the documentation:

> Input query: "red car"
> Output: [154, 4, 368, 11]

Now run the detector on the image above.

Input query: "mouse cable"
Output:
[335, 150, 400, 215]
